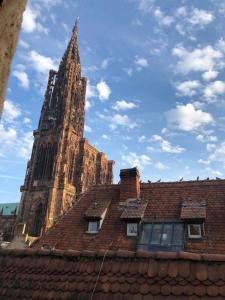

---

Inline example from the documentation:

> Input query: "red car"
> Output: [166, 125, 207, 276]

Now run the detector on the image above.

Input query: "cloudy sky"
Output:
[1, 0, 225, 203]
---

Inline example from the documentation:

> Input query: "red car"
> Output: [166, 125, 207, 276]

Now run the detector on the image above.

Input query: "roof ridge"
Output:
[2, 248, 225, 262]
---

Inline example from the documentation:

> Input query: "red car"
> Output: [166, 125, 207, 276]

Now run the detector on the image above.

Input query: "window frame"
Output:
[138, 221, 184, 252]
[87, 221, 99, 233]
[187, 223, 202, 239]
[126, 222, 138, 237]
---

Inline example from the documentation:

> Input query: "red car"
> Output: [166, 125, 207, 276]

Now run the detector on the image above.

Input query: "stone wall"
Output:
[0, 0, 27, 116]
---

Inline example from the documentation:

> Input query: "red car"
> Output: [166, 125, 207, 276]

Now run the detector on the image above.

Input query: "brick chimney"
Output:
[119, 167, 140, 201]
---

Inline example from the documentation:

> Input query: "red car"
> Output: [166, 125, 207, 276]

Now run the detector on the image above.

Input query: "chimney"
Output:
[119, 167, 140, 201]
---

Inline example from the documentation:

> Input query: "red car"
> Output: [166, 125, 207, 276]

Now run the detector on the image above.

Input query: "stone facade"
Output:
[18, 21, 114, 237]
[0, 0, 27, 117]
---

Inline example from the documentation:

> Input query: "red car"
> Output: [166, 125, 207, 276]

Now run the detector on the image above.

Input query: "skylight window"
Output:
[138, 222, 184, 252]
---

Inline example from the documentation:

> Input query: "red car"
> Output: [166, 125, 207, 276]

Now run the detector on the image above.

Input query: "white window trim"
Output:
[188, 224, 202, 239]
[87, 221, 99, 233]
[127, 223, 138, 236]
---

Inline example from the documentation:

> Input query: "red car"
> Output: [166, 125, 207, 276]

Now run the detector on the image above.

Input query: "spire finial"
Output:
[73, 16, 80, 36]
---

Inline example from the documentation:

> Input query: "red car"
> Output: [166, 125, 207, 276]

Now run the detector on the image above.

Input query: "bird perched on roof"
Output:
[216, 177, 222, 180]
[148, 180, 151, 183]
[196, 176, 199, 181]
[206, 177, 209, 180]
[156, 179, 161, 183]
[179, 177, 183, 182]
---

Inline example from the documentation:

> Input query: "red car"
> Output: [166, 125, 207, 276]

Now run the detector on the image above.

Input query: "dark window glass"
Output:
[140, 224, 152, 244]
[161, 224, 173, 246]
[150, 224, 162, 245]
[138, 222, 184, 252]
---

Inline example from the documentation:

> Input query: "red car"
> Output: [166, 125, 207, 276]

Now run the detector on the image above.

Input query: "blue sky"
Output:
[1, 0, 225, 203]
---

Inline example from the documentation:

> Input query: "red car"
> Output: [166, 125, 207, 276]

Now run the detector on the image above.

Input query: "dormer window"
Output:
[127, 223, 138, 236]
[84, 199, 111, 234]
[88, 221, 99, 233]
[188, 224, 202, 239]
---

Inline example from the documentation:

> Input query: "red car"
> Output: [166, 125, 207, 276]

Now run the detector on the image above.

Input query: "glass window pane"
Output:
[88, 221, 98, 232]
[161, 224, 173, 246]
[172, 223, 183, 246]
[127, 223, 138, 236]
[188, 224, 201, 237]
[150, 224, 162, 245]
[140, 224, 152, 244]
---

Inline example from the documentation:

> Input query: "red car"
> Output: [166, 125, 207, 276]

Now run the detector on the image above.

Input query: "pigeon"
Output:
[216, 177, 221, 180]
[196, 176, 199, 181]
[157, 179, 161, 183]
[148, 180, 151, 183]
[179, 177, 183, 182]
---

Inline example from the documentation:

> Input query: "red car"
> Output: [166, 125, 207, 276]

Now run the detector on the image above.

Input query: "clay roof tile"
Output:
[180, 200, 206, 220]
[196, 263, 208, 281]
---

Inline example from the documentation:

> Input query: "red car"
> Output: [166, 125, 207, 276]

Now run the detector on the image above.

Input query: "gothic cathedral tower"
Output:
[18, 21, 114, 238]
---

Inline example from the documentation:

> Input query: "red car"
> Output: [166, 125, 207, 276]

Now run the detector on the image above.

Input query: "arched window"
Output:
[33, 203, 44, 236]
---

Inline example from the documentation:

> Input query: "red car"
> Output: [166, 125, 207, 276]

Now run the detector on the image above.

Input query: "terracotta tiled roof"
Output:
[180, 199, 206, 220]
[120, 199, 148, 219]
[2, 248, 225, 299]
[84, 198, 111, 219]
[35, 180, 225, 253]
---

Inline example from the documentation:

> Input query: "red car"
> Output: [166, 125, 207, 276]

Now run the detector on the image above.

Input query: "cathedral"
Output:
[17, 20, 114, 238]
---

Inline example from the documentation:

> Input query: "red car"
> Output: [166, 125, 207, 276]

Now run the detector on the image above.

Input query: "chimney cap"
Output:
[120, 167, 140, 178]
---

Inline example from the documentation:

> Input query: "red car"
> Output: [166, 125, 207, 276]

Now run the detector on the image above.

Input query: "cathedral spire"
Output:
[60, 17, 80, 68]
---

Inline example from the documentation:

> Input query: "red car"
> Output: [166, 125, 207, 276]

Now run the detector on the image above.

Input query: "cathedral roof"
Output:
[0, 202, 18, 216]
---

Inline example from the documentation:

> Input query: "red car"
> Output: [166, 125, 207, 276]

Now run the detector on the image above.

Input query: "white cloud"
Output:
[0, 124, 33, 159]
[189, 8, 214, 27]
[166, 103, 213, 131]
[217, 38, 225, 53]
[123, 68, 133, 76]
[96, 80, 111, 101]
[135, 56, 149, 70]
[198, 159, 210, 165]
[122, 152, 151, 169]
[154, 7, 174, 26]
[0, 124, 17, 144]
[202, 70, 218, 81]
[112, 100, 138, 111]
[98, 113, 137, 130]
[204, 81, 225, 99]
[37, 0, 62, 8]
[196, 134, 218, 143]
[172, 46, 222, 74]
[176, 80, 200, 96]
[84, 125, 92, 133]
[23, 117, 32, 126]
[138, 135, 146, 143]
[12, 65, 29, 89]
[101, 58, 110, 69]
[27, 50, 58, 75]
[22, 6, 48, 34]
[102, 134, 110, 140]
[149, 135, 185, 154]
[176, 6, 187, 17]
[137, 0, 155, 14]
[154, 162, 169, 170]
[205, 167, 222, 177]
[206, 143, 216, 151]
[2, 100, 21, 123]
[208, 142, 225, 166]
[18, 131, 33, 159]
[19, 40, 30, 49]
